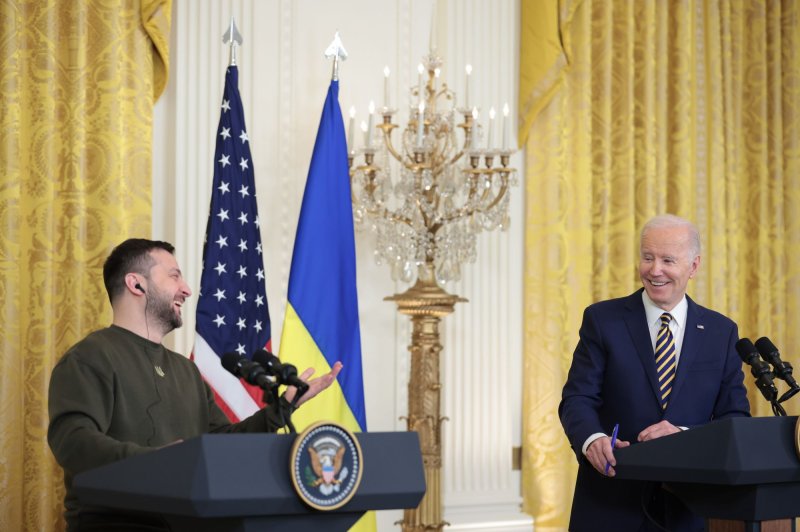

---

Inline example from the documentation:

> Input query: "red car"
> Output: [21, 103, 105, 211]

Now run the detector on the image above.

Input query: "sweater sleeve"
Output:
[47, 355, 151, 476]
[203, 380, 288, 433]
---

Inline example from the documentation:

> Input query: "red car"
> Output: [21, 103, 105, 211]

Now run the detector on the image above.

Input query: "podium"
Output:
[615, 416, 800, 532]
[72, 431, 426, 531]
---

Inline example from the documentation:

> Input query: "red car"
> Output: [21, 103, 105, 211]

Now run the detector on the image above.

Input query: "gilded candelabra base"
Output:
[386, 277, 466, 532]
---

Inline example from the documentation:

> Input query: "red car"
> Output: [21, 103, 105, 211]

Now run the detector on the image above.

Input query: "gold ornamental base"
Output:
[386, 278, 466, 532]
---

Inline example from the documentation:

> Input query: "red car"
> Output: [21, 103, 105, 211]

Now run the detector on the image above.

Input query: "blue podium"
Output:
[73, 431, 426, 531]
[615, 416, 800, 532]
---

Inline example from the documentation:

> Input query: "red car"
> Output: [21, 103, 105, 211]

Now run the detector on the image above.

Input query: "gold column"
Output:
[386, 271, 466, 532]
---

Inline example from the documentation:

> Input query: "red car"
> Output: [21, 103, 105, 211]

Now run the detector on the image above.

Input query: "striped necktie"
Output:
[655, 313, 677, 409]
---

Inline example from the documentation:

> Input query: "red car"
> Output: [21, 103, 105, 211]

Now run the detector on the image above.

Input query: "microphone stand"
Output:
[775, 360, 800, 404]
[768, 361, 799, 416]
[779, 385, 800, 404]
[771, 399, 787, 417]
[269, 360, 309, 434]
[749, 366, 784, 416]
[259, 378, 299, 434]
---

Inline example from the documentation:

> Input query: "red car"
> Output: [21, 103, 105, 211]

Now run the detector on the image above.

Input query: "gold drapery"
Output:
[0, 1, 170, 530]
[521, 1, 800, 529]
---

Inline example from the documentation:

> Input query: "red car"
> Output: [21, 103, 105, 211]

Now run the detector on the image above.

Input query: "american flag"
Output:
[192, 65, 270, 422]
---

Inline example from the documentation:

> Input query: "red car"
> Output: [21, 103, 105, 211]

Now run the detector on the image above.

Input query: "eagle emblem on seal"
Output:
[290, 422, 363, 510]
[305, 436, 349, 495]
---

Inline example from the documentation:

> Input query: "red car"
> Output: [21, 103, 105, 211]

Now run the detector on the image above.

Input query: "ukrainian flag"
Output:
[279, 78, 373, 530]
[279, 77, 368, 453]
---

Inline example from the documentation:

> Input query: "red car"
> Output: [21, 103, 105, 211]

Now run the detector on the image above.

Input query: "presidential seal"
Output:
[289, 421, 363, 510]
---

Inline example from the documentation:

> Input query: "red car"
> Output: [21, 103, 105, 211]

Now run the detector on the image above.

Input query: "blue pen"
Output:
[604, 423, 619, 475]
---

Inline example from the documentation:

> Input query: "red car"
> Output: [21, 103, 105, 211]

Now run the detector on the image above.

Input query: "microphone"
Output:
[252, 349, 309, 393]
[735, 338, 779, 403]
[755, 337, 800, 402]
[221, 352, 274, 391]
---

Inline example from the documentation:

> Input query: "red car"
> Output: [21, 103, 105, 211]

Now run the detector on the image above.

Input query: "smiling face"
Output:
[639, 224, 700, 311]
[144, 249, 192, 333]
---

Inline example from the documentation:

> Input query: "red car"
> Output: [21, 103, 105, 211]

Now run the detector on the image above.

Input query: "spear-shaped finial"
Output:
[222, 16, 243, 66]
[324, 31, 348, 81]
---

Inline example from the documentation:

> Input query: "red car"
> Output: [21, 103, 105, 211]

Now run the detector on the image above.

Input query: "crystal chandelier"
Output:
[347, 47, 517, 532]
[349, 49, 517, 286]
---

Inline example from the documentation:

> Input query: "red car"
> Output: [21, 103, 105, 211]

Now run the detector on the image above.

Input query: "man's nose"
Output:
[649, 261, 663, 275]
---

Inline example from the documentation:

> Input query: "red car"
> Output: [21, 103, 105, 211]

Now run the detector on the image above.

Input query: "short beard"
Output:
[146, 288, 182, 334]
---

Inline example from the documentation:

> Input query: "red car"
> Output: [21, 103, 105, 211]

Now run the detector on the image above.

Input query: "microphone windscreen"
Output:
[253, 348, 281, 369]
[251, 349, 271, 366]
[221, 352, 242, 375]
[735, 338, 758, 363]
[754, 337, 779, 357]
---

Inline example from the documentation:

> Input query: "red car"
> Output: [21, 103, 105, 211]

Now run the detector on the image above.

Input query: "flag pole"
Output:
[222, 16, 243, 67]
[324, 31, 348, 81]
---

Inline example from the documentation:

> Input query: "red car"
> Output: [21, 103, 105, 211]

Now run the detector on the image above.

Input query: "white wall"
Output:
[152, 1, 527, 529]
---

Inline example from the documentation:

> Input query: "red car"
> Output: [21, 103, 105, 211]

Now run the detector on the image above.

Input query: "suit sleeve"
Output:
[711, 323, 750, 420]
[559, 306, 607, 460]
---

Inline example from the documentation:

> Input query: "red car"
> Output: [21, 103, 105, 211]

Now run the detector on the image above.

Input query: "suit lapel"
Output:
[623, 291, 662, 403]
[668, 295, 704, 407]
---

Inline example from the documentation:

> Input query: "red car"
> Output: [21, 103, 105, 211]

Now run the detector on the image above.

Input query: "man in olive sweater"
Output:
[48, 239, 342, 531]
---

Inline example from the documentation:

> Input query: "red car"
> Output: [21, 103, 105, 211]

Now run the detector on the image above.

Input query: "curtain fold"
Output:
[521, 1, 800, 529]
[0, 1, 170, 530]
[518, 0, 580, 147]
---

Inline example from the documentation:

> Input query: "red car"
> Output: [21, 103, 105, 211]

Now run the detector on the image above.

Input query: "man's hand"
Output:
[586, 435, 630, 477]
[283, 361, 343, 408]
[637, 420, 680, 442]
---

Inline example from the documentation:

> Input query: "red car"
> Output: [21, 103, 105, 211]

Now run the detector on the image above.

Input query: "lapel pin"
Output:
[696, 324, 704, 330]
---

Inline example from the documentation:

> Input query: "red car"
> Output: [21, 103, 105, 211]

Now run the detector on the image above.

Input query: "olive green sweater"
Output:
[48, 325, 284, 529]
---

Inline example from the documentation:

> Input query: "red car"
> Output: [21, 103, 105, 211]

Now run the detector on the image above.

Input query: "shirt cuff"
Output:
[582, 432, 607, 455]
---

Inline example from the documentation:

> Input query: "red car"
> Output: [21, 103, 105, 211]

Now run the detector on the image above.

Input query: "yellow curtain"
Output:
[521, 1, 800, 530]
[0, 1, 170, 530]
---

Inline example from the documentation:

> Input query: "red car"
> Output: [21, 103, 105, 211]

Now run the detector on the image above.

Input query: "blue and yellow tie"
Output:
[655, 313, 677, 409]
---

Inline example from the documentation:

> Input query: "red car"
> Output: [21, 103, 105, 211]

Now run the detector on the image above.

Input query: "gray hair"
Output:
[640, 214, 701, 259]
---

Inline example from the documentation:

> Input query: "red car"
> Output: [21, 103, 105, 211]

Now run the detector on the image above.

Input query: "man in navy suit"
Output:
[559, 214, 750, 531]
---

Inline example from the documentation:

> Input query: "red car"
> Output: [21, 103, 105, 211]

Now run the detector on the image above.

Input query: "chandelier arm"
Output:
[365, 206, 413, 227]
[379, 125, 409, 166]
[468, 171, 509, 215]
[447, 143, 466, 167]
[438, 187, 505, 224]
[434, 86, 451, 105]
[432, 185, 442, 214]
[447, 123, 468, 166]
[431, 134, 457, 179]
[480, 173, 510, 212]
[434, 171, 482, 224]
[475, 173, 494, 207]
[439, 206, 476, 225]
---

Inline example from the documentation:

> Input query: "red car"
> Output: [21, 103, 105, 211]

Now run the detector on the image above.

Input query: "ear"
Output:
[688, 255, 701, 279]
[125, 274, 145, 295]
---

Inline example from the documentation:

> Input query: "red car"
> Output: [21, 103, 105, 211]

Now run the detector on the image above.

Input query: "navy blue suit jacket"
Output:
[559, 289, 750, 531]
